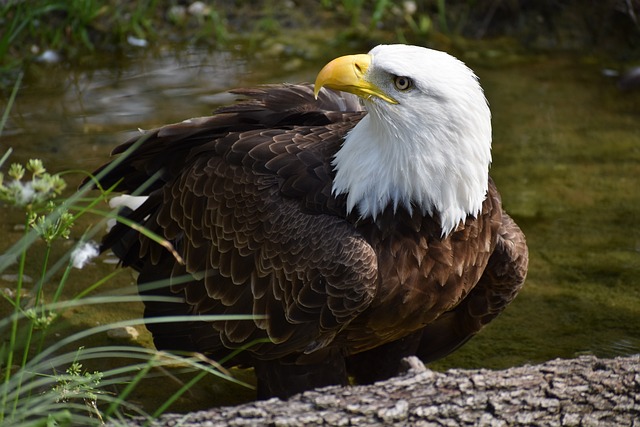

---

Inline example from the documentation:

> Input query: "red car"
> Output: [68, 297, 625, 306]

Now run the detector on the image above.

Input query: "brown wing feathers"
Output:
[95, 86, 378, 359]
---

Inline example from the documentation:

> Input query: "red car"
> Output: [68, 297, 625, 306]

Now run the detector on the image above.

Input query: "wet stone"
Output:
[106, 326, 139, 341]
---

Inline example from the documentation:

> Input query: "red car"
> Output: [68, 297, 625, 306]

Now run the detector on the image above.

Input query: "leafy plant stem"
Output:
[51, 258, 73, 304]
[35, 244, 52, 311]
[32, 243, 57, 360]
[72, 268, 121, 300]
[0, 72, 22, 137]
[437, 0, 449, 33]
[15, 245, 54, 405]
[2, 215, 30, 423]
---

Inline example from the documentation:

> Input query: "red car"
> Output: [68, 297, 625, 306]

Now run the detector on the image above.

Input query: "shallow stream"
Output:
[1, 43, 639, 411]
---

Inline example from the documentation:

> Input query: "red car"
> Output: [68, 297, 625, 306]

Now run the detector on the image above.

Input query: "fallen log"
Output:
[120, 355, 640, 426]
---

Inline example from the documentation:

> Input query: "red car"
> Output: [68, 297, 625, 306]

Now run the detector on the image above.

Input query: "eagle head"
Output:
[315, 44, 492, 236]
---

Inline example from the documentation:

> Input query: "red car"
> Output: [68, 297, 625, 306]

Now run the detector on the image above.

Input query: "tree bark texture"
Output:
[121, 355, 640, 426]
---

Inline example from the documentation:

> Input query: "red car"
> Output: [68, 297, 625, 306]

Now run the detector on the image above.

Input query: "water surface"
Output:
[1, 45, 639, 409]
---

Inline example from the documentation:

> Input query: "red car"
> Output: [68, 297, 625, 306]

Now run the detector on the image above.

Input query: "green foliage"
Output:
[0, 0, 159, 69]
[0, 151, 257, 424]
[0, 0, 233, 68]
[0, 81, 255, 424]
[50, 348, 105, 422]
[0, 160, 67, 209]
[28, 204, 75, 244]
[321, 0, 393, 29]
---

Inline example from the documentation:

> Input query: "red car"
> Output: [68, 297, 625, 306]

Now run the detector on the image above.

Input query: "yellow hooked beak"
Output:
[314, 54, 398, 104]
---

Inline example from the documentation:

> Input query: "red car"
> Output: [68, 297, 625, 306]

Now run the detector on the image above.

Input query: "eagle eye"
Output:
[393, 76, 412, 91]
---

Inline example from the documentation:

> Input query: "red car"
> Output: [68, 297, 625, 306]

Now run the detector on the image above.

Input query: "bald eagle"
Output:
[89, 44, 528, 399]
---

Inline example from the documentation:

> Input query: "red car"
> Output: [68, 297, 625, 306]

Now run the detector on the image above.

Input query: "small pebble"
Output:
[107, 326, 140, 341]
[36, 49, 61, 64]
[1, 274, 33, 284]
[167, 5, 187, 23]
[127, 35, 148, 48]
[188, 1, 211, 17]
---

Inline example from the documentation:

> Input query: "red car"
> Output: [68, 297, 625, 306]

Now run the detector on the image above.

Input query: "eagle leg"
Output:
[345, 330, 422, 384]
[253, 349, 348, 399]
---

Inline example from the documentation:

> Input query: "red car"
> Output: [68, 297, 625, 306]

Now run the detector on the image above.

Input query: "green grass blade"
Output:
[0, 71, 22, 136]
